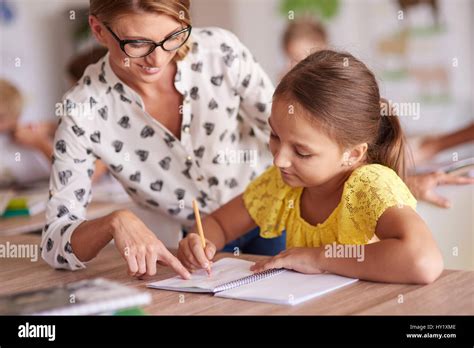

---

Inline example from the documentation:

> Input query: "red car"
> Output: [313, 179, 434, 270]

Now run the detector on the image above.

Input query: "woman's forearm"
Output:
[70, 211, 118, 261]
[317, 238, 443, 284]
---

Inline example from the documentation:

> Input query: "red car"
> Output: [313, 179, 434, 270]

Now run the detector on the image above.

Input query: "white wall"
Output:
[191, 0, 286, 84]
[0, 0, 89, 124]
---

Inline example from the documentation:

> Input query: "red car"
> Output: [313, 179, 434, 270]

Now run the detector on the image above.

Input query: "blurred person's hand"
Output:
[91, 160, 110, 183]
[406, 172, 474, 208]
[13, 123, 52, 148]
[412, 136, 440, 163]
[411, 124, 474, 164]
[13, 123, 54, 159]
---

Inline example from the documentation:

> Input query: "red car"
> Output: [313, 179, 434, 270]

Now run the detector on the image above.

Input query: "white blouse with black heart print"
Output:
[41, 27, 275, 270]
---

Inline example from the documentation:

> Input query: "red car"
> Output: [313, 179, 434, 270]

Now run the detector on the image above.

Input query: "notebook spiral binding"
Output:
[213, 268, 285, 293]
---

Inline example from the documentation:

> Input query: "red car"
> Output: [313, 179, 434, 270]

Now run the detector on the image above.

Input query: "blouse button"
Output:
[183, 126, 190, 133]
[186, 155, 192, 161]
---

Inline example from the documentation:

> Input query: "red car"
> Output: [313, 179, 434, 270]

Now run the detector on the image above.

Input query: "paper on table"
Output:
[216, 271, 358, 305]
[148, 258, 358, 305]
[147, 258, 255, 293]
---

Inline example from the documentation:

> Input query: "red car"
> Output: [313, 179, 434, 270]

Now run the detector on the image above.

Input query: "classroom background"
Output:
[0, 0, 472, 270]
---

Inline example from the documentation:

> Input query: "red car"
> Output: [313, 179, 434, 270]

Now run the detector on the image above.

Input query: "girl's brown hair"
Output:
[274, 50, 408, 179]
[89, 0, 191, 61]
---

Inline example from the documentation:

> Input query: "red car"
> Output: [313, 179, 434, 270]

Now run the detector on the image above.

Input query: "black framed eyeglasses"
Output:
[105, 24, 192, 58]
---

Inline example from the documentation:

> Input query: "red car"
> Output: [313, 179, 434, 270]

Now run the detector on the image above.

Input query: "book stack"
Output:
[0, 278, 152, 315]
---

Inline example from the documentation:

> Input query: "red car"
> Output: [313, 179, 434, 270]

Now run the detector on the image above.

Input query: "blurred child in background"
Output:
[281, 17, 327, 77]
[0, 50, 110, 186]
[0, 79, 51, 185]
[0, 79, 55, 160]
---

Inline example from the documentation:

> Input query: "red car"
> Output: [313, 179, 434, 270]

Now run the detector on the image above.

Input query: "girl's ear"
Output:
[89, 15, 108, 47]
[343, 143, 368, 166]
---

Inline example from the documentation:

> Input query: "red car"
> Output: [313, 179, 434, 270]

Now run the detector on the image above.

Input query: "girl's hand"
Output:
[250, 247, 324, 274]
[111, 210, 191, 279]
[177, 232, 217, 272]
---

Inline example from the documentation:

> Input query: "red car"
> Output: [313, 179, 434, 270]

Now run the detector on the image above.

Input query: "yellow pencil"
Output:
[192, 199, 212, 276]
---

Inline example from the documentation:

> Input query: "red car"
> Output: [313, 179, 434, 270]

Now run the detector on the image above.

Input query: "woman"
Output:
[41, 0, 282, 278]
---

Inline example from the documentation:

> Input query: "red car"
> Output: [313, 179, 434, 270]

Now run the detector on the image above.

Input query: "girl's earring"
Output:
[342, 151, 351, 167]
[341, 160, 352, 167]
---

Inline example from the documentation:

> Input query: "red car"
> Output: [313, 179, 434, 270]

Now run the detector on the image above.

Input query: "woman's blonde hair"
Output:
[89, 0, 192, 61]
[0, 79, 24, 121]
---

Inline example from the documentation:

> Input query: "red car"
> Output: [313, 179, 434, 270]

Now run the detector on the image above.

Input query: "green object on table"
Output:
[114, 307, 146, 316]
[2, 208, 30, 218]
[1, 197, 30, 218]
[6, 197, 28, 210]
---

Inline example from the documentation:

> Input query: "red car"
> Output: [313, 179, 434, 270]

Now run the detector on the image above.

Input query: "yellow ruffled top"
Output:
[243, 164, 416, 247]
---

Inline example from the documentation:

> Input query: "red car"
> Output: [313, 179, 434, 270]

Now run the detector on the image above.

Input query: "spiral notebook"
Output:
[147, 258, 358, 305]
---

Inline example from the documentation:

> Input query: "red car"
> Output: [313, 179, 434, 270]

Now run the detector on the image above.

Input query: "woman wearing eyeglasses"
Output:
[41, 0, 281, 278]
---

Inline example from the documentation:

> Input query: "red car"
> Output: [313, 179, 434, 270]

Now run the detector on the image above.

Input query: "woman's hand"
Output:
[111, 210, 191, 279]
[250, 247, 324, 274]
[177, 232, 217, 272]
[406, 172, 474, 208]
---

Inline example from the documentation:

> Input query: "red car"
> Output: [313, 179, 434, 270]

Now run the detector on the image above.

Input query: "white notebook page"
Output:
[148, 258, 255, 292]
[215, 271, 358, 305]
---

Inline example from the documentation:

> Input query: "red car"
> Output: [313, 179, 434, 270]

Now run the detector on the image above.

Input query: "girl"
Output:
[178, 50, 444, 284]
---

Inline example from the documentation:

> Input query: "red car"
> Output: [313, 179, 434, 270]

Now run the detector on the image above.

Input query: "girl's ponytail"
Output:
[368, 98, 407, 179]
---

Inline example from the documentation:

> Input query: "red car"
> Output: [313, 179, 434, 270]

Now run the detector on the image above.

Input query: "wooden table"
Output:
[0, 234, 473, 315]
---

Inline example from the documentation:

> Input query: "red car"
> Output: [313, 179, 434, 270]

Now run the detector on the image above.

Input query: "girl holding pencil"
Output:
[178, 50, 444, 284]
